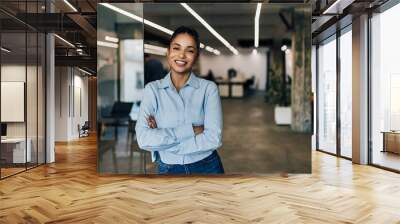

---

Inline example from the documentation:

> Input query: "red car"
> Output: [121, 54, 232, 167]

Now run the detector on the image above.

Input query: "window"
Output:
[370, 3, 400, 171]
[317, 35, 337, 154]
[339, 27, 352, 158]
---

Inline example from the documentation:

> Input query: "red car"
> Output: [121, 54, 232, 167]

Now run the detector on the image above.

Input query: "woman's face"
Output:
[167, 33, 198, 75]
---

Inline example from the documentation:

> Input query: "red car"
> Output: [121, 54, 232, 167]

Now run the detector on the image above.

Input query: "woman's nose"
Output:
[179, 51, 185, 58]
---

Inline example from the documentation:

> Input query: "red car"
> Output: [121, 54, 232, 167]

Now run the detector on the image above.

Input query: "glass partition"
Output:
[317, 35, 337, 154]
[27, 30, 38, 169]
[0, 1, 46, 179]
[1, 27, 28, 177]
[97, 3, 147, 174]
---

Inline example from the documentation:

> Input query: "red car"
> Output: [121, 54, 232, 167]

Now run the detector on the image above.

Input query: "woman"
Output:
[135, 26, 224, 175]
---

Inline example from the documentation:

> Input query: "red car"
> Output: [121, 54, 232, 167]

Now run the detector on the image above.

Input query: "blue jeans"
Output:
[156, 151, 224, 175]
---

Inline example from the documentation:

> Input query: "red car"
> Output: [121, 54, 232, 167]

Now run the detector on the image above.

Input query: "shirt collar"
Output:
[158, 71, 200, 89]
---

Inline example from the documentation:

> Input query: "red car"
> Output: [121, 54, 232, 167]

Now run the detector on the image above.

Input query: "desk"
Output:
[1, 138, 31, 164]
[382, 131, 400, 154]
[215, 80, 246, 98]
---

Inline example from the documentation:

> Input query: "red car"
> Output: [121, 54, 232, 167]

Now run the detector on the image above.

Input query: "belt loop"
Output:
[184, 165, 190, 174]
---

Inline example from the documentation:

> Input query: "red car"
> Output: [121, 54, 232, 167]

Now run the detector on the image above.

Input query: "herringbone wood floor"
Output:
[1, 135, 399, 224]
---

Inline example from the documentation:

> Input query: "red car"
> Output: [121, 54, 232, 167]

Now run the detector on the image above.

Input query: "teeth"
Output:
[175, 60, 186, 65]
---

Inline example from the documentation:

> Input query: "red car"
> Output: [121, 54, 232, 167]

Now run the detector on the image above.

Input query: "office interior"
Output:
[312, 0, 400, 172]
[0, 0, 399, 178]
[97, 3, 312, 174]
[0, 0, 399, 223]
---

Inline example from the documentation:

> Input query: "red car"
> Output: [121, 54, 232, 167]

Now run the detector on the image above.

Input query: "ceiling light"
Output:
[144, 44, 167, 54]
[254, 3, 262, 48]
[213, 49, 220, 55]
[63, 0, 78, 12]
[101, 3, 219, 56]
[281, 45, 287, 52]
[54, 34, 75, 48]
[205, 46, 214, 52]
[78, 67, 92, 76]
[97, 41, 118, 49]
[100, 3, 173, 35]
[105, 36, 119, 43]
[1, 47, 11, 53]
[322, 0, 345, 15]
[144, 49, 167, 56]
[180, 3, 238, 55]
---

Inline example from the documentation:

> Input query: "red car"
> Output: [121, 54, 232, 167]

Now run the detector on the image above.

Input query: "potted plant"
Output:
[266, 70, 291, 125]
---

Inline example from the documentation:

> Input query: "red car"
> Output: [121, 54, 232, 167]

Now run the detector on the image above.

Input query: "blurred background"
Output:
[97, 3, 311, 174]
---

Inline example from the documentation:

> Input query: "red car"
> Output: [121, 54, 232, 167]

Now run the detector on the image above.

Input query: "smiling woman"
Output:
[135, 26, 225, 175]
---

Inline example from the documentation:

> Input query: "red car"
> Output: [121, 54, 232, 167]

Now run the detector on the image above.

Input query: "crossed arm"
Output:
[135, 83, 223, 155]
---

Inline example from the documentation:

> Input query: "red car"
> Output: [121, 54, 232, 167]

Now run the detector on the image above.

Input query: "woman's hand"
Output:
[146, 115, 157, 129]
[193, 125, 204, 135]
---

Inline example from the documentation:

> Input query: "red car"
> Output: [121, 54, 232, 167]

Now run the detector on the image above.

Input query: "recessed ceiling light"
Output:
[205, 46, 214, 52]
[144, 44, 167, 55]
[254, 3, 262, 48]
[54, 34, 75, 48]
[1, 47, 11, 53]
[322, 0, 344, 15]
[100, 3, 220, 56]
[78, 67, 92, 76]
[105, 36, 119, 43]
[63, 0, 78, 12]
[180, 3, 238, 55]
[97, 41, 118, 49]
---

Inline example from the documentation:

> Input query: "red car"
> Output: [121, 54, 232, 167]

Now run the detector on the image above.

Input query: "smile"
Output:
[175, 60, 187, 66]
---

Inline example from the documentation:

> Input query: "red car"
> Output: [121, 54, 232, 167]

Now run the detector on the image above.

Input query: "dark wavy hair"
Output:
[169, 26, 200, 58]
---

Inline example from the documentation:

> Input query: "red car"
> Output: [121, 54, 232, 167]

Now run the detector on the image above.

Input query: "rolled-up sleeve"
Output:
[135, 84, 195, 152]
[168, 82, 223, 155]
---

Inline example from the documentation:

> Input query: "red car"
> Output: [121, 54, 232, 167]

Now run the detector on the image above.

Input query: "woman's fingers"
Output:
[193, 125, 204, 135]
[146, 116, 157, 129]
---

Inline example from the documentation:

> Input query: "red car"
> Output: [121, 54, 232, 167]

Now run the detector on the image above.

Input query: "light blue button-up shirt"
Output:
[135, 72, 223, 165]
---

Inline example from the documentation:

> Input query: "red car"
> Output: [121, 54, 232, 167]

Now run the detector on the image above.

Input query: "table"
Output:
[382, 131, 400, 154]
[1, 138, 32, 164]
[215, 80, 246, 98]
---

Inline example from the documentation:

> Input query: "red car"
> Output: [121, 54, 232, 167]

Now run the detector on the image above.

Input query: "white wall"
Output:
[1, 63, 46, 164]
[199, 48, 268, 90]
[1, 65, 36, 137]
[55, 67, 89, 141]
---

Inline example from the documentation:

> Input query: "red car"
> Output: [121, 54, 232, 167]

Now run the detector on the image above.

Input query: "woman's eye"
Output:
[173, 47, 179, 50]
